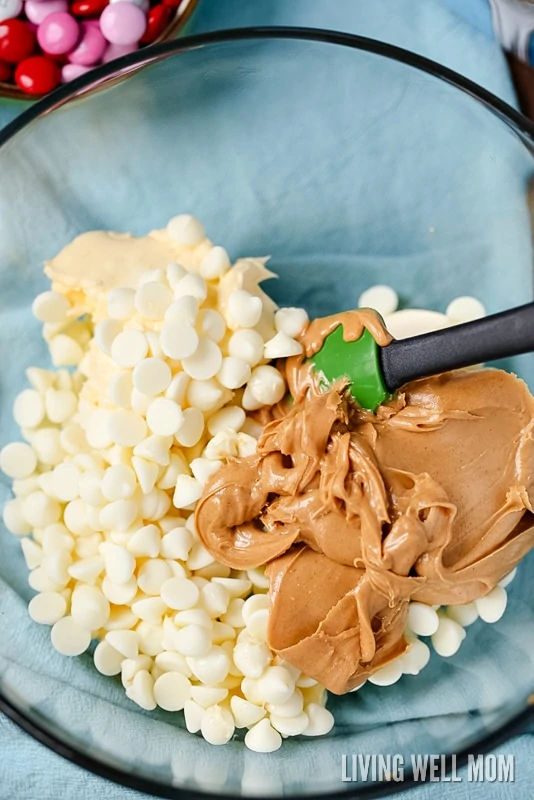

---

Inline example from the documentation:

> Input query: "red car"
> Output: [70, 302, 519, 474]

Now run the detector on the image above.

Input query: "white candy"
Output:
[21, 538, 43, 569]
[207, 406, 246, 436]
[60, 424, 87, 455]
[274, 307, 309, 338]
[133, 434, 173, 466]
[154, 671, 192, 711]
[157, 453, 189, 490]
[130, 388, 153, 416]
[266, 690, 304, 718]
[133, 357, 171, 396]
[32, 428, 64, 466]
[137, 559, 173, 595]
[0, 442, 37, 479]
[174, 624, 212, 658]
[155, 651, 191, 676]
[358, 285, 399, 316]
[197, 309, 226, 343]
[499, 568, 517, 588]
[3, 499, 31, 535]
[242, 593, 270, 624]
[102, 464, 137, 501]
[475, 585, 507, 623]
[136, 622, 164, 657]
[165, 372, 190, 405]
[121, 655, 152, 687]
[200, 246, 230, 279]
[111, 330, 149, 368]
[228, 329, 264, 366]
[103, 544, 136, 584]
[28, 591, 67, 625]
[51, 616, 91, 656]
[200, 705, 235, 746]
[431, 616, 466, 657]
[175, 273, 207, 303]
[247, 365, 286, 406]
[247, 567, 270, 590]
[200, 582, 229, 616]
[230, 696, 265, 728]
[233, 641, 271, 678]
[94, 640, 124, 676]
[45, 388, 77, 424]
[384, 309, 450, 340]
[264, 332, 303, 359]
[186, 379, 224, 413]
[189, 646, 230, 685]
[127, 524, 161, 558]
[108, 409, 147, 447]
[257, 666, 294, 705]
[166, 262, 188, 287]
[106, 630, 139, 659]
[161, 577, 199, 610]
[184, 699, 205, 733]
[368, 659, 403, 686]
[217, 357, 251, 389]
[190, 458, 222, 487]
[245, 719, 282, 753]
[68, 556, 104, 584]
[13, 389, 45, 429]
[131, 597, 166, 624]
[160, 526, 193, 560]
[160, 320, 199, 360]
[130, 456, 158, 494]
[107, 287, 135, 320]
[173, 475, 203, 509]
[51, 462, 81, 502]
[227, 290, 263, 329]
[99, 500, 138, 532]
[134, 282, 173, 320]
[216, 577, 251, 599]
[236, 433, 257, 457]
[165, 294, 198, 325]
[446, 602, 479, 627]
[85, 409, 113, 449]
[174, 609, 212, 630]
[446, 296, 486, 324]
[182, 338, 222, 381]
[22, 491, 61, 527]
[42, 523, 74, 553]
[167, 214, 205, 246]
[407, 602, 440, 637]
[270, 711, 308, 737]
[32, 291, 70, 324]
[146, 398, 184, 437]
[302, 704, 334, 736]
[139, 268, 166, 285]
[71, 584, 110, 630]
[204, 430, 238, 460]
[95, 319, 122, 355]
[78, 470, 106, 506]
[49, 335, 84, 367]
[127, 670, 157, 710]
[399, 638, 431, 675]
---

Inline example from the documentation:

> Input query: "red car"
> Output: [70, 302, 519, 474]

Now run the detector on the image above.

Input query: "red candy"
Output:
[0, 58, 12, 82]
[15, 54, 60, 94]
[70, 0, 109, 17]
[162, 0, 182, 6]
[0, 19, 36, 64]
[140, 3, 170, 44]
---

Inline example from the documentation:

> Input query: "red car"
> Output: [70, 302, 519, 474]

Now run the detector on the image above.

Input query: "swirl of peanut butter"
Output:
[195, 311, 534, 694]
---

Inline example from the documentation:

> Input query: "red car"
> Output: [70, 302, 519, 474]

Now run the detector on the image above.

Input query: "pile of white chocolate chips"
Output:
[0, 215, 517, 752]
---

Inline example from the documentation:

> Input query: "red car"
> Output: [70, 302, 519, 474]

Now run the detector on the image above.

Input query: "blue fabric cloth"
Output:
[1, 1, 534, 799]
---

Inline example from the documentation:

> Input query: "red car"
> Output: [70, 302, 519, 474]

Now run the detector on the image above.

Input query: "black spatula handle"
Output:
[379, 301, 534, 394]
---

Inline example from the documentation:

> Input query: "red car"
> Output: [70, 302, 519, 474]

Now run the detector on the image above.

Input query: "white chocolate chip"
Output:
[358, 285, 399, 316]
[167, 214, 205, 246]
[0, 442, 37, 479]
[32, 291, 70, 324]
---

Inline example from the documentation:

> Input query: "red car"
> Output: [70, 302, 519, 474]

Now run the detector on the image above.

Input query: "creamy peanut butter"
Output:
[195, 311, 534, 694]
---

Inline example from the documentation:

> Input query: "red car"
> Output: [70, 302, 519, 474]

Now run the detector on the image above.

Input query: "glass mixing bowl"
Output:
[1, 27, 534, 800]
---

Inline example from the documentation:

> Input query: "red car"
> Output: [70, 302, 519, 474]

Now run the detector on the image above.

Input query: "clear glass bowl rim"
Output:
[0, 25, 533, 800]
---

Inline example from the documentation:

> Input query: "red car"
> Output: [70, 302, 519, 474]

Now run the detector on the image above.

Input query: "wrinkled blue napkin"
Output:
[1, 1, 534, 799]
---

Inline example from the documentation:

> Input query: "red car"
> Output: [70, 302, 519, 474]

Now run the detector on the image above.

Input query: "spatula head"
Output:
[309, 324, 390, 411]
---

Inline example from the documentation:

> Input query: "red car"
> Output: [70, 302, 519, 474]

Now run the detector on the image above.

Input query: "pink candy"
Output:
[99, 2, 146, 46]
[61, 62, 90, 82]
[67, 20, 106, 65]
[25, 0, 67, 25]
[101, 40, 138, 63]
[37, 11, 79, 55]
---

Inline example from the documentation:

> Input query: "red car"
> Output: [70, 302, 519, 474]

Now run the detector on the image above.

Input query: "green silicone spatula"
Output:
[310, 301, 534, 410]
